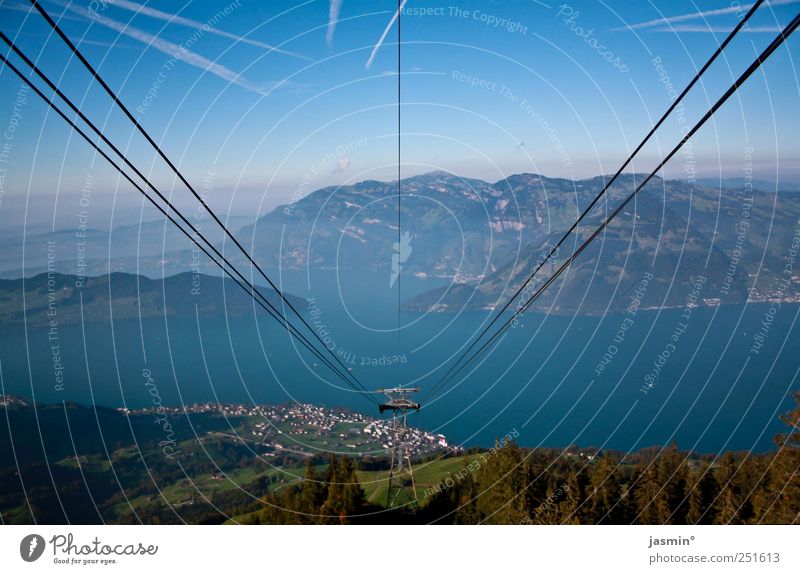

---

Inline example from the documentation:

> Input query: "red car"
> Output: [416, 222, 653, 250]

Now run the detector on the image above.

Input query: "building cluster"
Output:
[0, 394, 31, 408]
[119, 400, 453, 458]
[362, 419, 450, 455]
[749, 286, 800, 304]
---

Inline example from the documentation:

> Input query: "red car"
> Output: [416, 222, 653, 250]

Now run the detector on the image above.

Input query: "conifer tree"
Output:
[657, 445, 689, 523]
[686, 463, 719, 524]
[588, 453, 622, 524]
[762, 391, 800, 523]
[713, 452, 741, 524]
[473, 440, 528, 524]
[340, 456, 365, 516]
[320, 456, 346, 524]
[556, 469, 586, 525]
[634, 459, 671, 524]
[453, 469, 480, 524]
[299, 459, 325, 523]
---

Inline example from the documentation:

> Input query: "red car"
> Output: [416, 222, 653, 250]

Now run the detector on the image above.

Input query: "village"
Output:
[120, 400, 454, 458]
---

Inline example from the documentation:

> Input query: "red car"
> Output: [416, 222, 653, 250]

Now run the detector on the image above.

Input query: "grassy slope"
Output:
[357, 455, 478, 506]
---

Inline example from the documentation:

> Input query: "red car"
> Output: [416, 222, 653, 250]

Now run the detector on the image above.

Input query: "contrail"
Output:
[63, 3, 286, 95]
[104, 0, 310, 59]
[651, 24, 784, 33]
[615, 0, 799, 31]
[327, 0, 343, 46]
[365, 0, 406, 69]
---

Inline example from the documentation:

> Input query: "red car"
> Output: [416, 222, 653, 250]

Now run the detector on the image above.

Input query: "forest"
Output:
[244, 392, 800, 525]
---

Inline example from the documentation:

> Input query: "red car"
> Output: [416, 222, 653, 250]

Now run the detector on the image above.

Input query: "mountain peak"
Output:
[399, 170, 463, 183]
[593, 173, 663, 184]
[417, 170, 455, 178]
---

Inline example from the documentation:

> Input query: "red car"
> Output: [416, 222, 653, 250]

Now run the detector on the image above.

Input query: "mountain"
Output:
[238, 171, 800, 313]
[0, 271, 305, 326]
[399, 174, 800, 313]
[693, 177, 800, 192]
[238, 171, 600, 281]
[7, 172, 799, 315]
[0, 216, 255, 279]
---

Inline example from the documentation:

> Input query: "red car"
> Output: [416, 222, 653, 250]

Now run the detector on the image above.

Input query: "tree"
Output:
[339, 456, 365, 517]
[298, 460, 325, 523]
[761, 391, 800, 523]
[634, 458, 671, 524]
[657, 445, 689, 523]
[713, 453, 742, 524]
[453, 469, 480, 525]
[257, 475, 268, 497]
[472, 440, 529, 524]
[587, 453, 623, 524]
[317, 456, 366, 524]
[555, 470, 586, 525]
[686, 462, 719, 524]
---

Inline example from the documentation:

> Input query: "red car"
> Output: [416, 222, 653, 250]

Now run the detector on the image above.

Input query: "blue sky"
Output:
[1, 0, 799, 227]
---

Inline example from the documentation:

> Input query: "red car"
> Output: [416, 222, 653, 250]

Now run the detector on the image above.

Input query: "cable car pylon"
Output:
[378, 387, 420, 508]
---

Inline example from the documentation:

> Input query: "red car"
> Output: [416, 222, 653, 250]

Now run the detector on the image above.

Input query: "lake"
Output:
[1, 270, 798, 454]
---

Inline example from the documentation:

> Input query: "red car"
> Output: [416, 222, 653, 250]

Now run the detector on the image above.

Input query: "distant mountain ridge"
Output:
[238, 171, 659, 279]
[0, 271, 304, 326]
[236, 171, 800, 313]
[4, 171, 800, 315]
[692, 177, 800, 192]
[0, 216, 254, 279]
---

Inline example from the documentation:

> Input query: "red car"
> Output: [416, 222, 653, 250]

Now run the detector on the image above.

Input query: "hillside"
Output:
[0, 216, 255, 279]
[5, 172, 800, 315]
[0, 395, 450, 524]
[0, 271, 305, 326]
[403, 175, 800, 313]
[235, 172, 800, 313]
[238, 171, 585, 280]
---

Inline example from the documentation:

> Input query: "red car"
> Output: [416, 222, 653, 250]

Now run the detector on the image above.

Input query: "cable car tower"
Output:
[378, 387, 420, 508]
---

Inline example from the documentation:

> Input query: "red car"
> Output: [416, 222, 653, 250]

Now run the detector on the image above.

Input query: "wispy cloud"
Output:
[63, 3, 285, 95]
[651, 25, 784, 33]
[105, 0, 309, 59]
[365, 0, 407, 69]
[617, 5, 754, 31]
[615, 0, 800, 31]
[75, 36, 140, 49]
[327, 0, 343, 46]
[3, 0, 82, 20]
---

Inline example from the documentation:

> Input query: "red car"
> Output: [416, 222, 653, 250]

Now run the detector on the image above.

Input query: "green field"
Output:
[357, 454, 478, 505]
